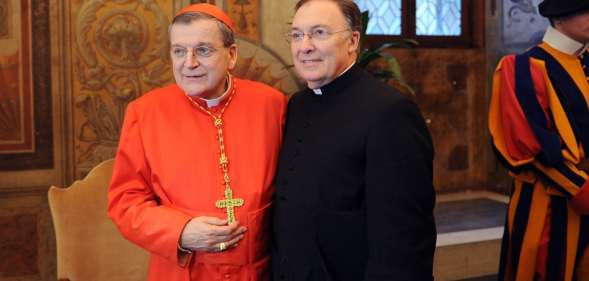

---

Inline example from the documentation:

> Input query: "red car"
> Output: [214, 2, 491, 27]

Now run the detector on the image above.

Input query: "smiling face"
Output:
[170, 19, 237, 98]
[290, 0, 360, 89]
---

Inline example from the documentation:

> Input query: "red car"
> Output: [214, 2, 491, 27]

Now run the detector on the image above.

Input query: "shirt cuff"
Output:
[177, 244, 193, 268]
[571, 181, 589, 215]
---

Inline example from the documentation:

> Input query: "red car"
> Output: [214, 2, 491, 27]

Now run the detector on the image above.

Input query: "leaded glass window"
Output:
[355, 0, 402, 35]
[354, 0, 472, 45]
[416, 0, 461, 36]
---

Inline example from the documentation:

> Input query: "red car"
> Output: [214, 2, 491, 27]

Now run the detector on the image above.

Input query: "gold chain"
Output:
[184, 76, 244, 223]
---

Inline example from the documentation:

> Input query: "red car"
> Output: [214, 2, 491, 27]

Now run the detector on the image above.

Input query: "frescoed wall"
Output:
[0, 0, 52, 170]
[0, 0, 33, 154]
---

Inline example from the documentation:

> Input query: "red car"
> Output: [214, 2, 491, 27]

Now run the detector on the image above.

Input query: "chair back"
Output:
[48, 159, 149, 281]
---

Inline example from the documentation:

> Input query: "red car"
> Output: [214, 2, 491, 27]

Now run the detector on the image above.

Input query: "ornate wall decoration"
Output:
[0, 0, 52, 170]
[226, 0, 260, 43]
[69, 0, 297, 178]
[0, 0, 32, 154]
[0, 53, 24, 148]
[0, 0, 10, 39]
[233, 39, 300, 96]
[502, 0, 548, 53]
[72, 0, 174, 178]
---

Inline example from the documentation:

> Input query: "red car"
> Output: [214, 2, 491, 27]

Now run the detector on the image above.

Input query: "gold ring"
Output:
[219, 242, 227, 251]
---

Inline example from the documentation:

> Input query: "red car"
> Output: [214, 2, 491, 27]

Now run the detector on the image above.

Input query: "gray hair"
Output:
[169, 12, 235, 47]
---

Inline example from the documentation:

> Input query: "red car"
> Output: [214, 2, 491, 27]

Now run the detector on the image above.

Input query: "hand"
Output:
[179, 216, 246, 252]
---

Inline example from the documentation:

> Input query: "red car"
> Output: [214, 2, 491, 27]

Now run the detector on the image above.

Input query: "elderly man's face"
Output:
[170, 19, 237, 98]
[290, 0, 360, 89]
[555, 10, 589, 45]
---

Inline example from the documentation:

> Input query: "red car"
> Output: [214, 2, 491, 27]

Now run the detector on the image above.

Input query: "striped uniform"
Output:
[489, 41, 589, 281]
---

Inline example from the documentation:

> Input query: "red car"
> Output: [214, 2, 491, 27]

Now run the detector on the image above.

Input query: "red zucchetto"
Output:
[174, 3, 234, 32]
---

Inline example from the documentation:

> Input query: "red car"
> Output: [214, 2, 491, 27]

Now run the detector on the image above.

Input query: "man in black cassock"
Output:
[271, 0, 436, 281]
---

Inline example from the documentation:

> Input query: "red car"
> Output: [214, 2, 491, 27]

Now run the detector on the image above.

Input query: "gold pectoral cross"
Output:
[214, 152, 244, 223]
[184, 84, 243, 225]
[215, 187, 244, 224]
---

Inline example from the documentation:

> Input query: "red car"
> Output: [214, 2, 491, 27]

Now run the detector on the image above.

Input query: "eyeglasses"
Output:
[170, 45, 221, 60]
[286, 27, 350, 43]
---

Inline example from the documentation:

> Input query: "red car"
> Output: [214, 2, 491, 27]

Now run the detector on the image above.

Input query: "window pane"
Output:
[416, 0, 461, 36]
[354, 0, 401, 35]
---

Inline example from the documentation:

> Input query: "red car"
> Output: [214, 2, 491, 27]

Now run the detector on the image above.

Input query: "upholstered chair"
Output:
[48, 159, 148, 281]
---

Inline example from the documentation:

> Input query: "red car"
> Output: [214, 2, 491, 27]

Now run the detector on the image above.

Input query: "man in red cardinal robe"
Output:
[107, 4, 286, 281]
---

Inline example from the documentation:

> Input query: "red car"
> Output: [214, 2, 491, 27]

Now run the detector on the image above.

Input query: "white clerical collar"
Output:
[543, 26, 589, 56]
[311, 62, 356, 95]
[196, 75, 232, 108]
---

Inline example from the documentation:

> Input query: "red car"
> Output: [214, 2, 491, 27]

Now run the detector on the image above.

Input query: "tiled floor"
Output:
[435, 198, 507, 234]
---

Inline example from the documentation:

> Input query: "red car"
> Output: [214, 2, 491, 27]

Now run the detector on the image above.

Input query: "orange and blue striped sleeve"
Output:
[489, 55, 589, 214]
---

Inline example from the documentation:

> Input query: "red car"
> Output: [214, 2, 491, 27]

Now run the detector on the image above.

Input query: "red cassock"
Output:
[108, 78, 286, 281]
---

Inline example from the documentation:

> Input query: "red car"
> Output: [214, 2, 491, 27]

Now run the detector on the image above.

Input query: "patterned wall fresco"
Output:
[226, 0, 260, 43]
[69, 0, 298, 179]
[0, 54, 25, 149]
[70, 0, 175, 178]
[0, 0, 53, 170]
[0, 0, 33, 154]
[502, 0, 548, 53]
[233, 39, 299, 95]
[0, 0, 11, 39]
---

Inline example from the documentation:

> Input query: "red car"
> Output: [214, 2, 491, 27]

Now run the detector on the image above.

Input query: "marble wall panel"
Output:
[0, 214, 38, 277]
[0, 191, 54, 281]
[388, 48, 489, 192]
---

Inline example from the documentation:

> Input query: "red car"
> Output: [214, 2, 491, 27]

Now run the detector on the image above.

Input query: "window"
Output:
[354, 0, 477, 47]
